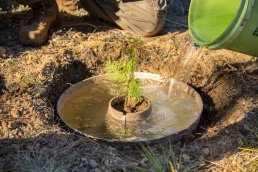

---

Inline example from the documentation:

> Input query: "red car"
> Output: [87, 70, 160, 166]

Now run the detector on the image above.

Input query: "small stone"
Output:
[108, 146, 116, 152]
[21, 110, 28, 116]
[89, 160, 98, 168]
[237, 138, 244, 146]
[202, 147, 210, 156]
[94, 168, 101, 172]
[0, 47, 6, 56]
[81, 157, 87, 162]
[182, 154, 190, 162]
[113, 157, 123, 170]
[140, 158, 148, 167]
[17, 129, 23, 136]
[113, 157, 123, 166]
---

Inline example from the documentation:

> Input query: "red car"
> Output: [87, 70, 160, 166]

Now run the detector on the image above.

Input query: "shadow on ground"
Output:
[43, 60, 93, 104]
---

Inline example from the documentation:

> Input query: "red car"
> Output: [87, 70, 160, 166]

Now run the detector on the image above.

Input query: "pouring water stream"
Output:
[168, 43, 201, 98]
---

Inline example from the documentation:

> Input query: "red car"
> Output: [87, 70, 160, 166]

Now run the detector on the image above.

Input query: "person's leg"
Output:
[80, 0, 167, 37]
[79, 0, 117, 23]
[18, 0, 59, 46]
[116, 0, 167, 37]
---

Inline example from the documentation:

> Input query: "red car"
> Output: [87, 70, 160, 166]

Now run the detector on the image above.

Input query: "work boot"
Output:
[56, 0, 78, 12]
[19, 0, 59, 46]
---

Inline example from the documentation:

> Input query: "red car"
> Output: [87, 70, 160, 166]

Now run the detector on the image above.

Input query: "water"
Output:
[58, 74, 202, 142]
[168, 44, 201, 98]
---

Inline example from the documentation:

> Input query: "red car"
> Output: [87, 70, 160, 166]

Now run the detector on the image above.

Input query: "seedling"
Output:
[105, 38, 144, 112]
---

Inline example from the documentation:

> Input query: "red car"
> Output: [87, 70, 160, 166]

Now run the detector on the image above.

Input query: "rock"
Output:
[17, 129, 23, 136]
[237, 138, 244, 146]
[140, 158, 148, 167]
[182, 154, 190, 162]
[0, 46, 6, 57]
[89, 159, 98, 168]
[112, 157, 124, 170]
[94, 168, 101, 172]
[202, 147, 210, 156]
[81, 157, 87, 162]
[113, 157, 123, 166]
[21, 110, 28, 116]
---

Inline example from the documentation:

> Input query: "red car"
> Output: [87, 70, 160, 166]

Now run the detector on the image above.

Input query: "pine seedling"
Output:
[106, 38, 142, 108]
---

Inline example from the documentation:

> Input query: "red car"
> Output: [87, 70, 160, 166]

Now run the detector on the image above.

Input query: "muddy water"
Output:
[58, 75, 202, 142]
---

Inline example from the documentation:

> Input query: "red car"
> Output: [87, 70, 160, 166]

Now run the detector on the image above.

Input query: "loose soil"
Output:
[0, 3, 257, 172]
[112, 96, 149, 113]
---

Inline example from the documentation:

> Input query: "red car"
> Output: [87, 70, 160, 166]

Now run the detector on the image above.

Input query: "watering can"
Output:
[188, 0, 258, 57]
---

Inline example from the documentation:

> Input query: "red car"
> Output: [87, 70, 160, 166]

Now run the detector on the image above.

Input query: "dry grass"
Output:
[209, 150, 258, 172]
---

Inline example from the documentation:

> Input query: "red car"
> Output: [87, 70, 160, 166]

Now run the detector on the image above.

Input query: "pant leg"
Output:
[80, 0, 167, 37]
[79, 0, 118, 22]
[116, 0, 167, 37]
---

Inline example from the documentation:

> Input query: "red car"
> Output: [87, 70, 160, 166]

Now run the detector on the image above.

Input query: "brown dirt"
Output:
[0, 3, 257, 172]
[110, 96, 149, 113]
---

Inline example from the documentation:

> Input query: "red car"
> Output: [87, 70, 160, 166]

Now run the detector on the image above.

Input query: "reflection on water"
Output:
[59, 76, 202, 141]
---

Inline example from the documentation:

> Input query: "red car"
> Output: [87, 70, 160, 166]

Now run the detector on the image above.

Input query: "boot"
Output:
[19, 0, 59, 46]
[55, 0, 78, 12]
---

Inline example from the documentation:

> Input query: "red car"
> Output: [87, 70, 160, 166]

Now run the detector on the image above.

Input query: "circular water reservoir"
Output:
[57, 72, 203, 144]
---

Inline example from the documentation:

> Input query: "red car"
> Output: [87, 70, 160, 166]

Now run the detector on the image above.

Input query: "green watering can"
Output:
[188, 0, 258, 57]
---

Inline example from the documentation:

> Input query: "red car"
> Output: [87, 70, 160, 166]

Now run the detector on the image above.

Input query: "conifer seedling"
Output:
[105, 38, 144, 112]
